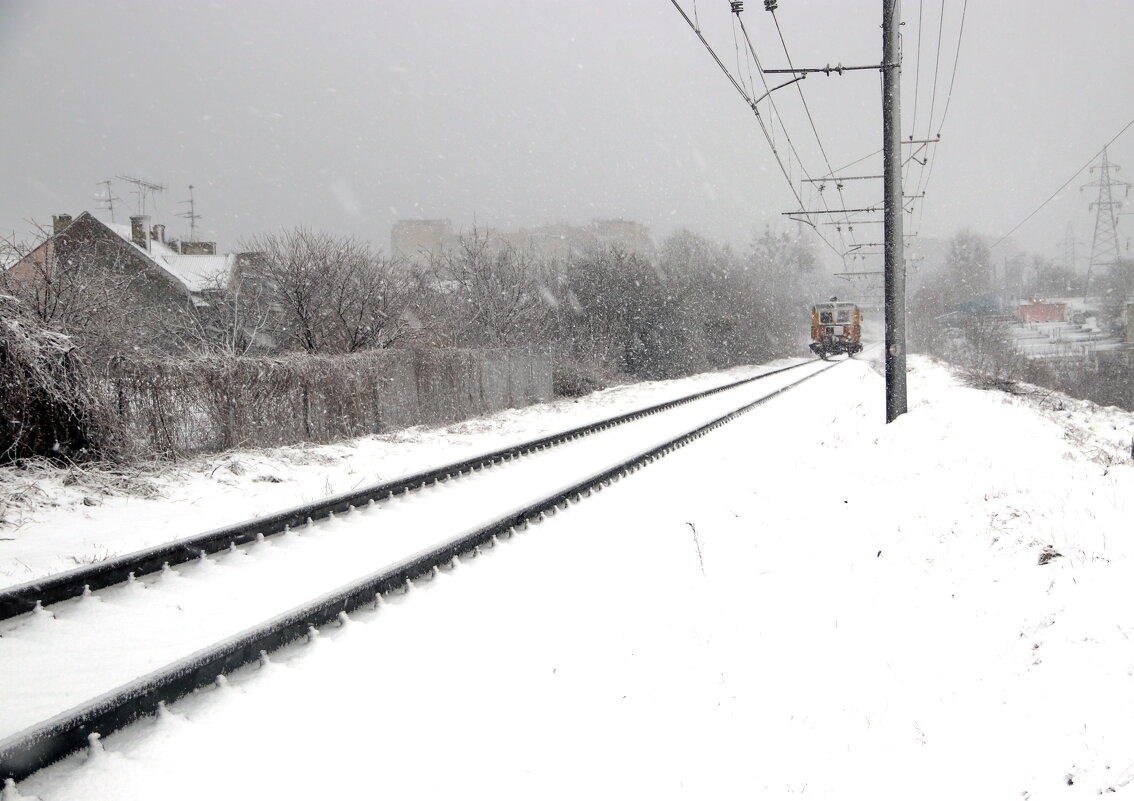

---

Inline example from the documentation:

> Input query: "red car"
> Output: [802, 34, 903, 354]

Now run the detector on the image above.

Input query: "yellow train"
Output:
[810, 301, 863, 359]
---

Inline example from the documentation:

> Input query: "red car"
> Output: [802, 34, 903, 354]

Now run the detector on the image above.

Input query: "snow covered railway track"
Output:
[0, 357, 843, 783]
[0, 358, 820, 622]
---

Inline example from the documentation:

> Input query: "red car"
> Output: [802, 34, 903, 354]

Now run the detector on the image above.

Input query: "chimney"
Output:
[130, 215, 151, 250]
[180, 241, 217, 255]
[52, 214, 73, 235]
[151, 223, 166, 245]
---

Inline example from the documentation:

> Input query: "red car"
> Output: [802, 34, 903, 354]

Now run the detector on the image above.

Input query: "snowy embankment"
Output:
[4, 352, 1134, 799]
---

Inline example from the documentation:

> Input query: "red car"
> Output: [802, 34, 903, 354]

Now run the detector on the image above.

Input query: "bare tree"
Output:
[1, 225, 189, 365]
[326, 249, 414, 352]
[240, 227, 413, 354]
[542, 244, 674, 377]
[430, 229, 549, 348]
[1094, 258, 1134, 329]
[658, 229, 757, 372]
[740, 227, 816, 356]
[943, 229, 994, 304]
[167, 271, 273, 357]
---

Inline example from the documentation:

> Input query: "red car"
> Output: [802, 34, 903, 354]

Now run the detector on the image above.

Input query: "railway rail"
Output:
[0, 357, 827, 621]
[0, 356, 848, 783]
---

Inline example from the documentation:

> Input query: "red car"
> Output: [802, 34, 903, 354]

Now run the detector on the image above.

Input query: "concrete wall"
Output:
[109, 348, 552, 457]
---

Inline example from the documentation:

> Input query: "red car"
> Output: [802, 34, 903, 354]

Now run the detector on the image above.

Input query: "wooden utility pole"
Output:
[882, 0, 906, 422]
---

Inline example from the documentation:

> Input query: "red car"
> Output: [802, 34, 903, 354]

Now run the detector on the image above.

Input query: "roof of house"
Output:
[104, 221, 234, 293]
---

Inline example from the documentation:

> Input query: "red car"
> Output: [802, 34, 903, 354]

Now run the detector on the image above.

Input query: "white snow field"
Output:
[3, 351, 1134, 800]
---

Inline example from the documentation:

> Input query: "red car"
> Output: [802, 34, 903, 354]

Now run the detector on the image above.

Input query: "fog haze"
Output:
[3, 0, 1133, 271]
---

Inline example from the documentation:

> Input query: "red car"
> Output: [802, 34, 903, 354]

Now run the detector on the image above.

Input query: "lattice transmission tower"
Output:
[1061, 222, 1079, 274]
[1081, 149, 1130, 299]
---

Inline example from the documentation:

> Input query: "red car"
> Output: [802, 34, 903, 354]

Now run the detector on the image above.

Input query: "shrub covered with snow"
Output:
[0, 295, 117, 463]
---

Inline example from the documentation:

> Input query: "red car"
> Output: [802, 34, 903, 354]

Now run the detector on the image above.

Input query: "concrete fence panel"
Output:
[108, 348, 552, 458]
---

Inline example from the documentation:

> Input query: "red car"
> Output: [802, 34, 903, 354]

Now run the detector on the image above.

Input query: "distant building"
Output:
[587, 219, 654, 256]
[1018, 299, 1068, 324]
[391, 217, 655, 267]
[390, 219, 459, 264]
[943, 294, 1002, 318]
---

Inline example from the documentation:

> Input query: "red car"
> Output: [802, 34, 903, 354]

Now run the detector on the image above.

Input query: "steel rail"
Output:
[0, 357, 847, 783]
[0, 359, 819, 621]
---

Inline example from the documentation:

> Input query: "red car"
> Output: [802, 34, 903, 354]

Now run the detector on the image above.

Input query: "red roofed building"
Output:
[1018, 299, 1067, 324]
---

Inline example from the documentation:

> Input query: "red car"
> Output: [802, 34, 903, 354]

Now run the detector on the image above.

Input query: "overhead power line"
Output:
[826, 148, 884, 179]
[934, 0, 969, 138]
[732, 11, 854, 256]
[924, 1, 947, 144]
[903, 0, 944, 222]
[909, 0, 925, 137]
[668, 0, 846, 258]
[907, 0, 969, 237]
[763, 7, 862, 253]
[991, 116, 1134, 249]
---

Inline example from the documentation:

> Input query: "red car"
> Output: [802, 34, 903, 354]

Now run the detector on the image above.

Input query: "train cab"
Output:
[810, 301, 863, 359]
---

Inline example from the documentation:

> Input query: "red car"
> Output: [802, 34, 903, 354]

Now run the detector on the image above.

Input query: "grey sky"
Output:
[2, 0, 1133, 274]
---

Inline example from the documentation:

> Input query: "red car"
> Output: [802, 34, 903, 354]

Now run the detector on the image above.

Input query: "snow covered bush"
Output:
[0, 295, 118, 463]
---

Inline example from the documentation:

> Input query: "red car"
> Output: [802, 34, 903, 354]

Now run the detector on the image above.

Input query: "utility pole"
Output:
[882, 0, 906, 422]
[671, 0, 912, 421]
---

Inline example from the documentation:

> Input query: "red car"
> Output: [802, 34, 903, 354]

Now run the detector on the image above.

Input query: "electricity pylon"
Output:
[1081, 149, 1130, 300]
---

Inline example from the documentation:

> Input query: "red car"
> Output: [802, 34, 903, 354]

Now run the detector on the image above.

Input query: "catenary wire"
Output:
[909, 0, 925, 138]
[933, 0, 968, 141]
[910, 0, 946, 202]
[904, 0, 925, 190]
[668, 0, 844, 259]
[734, 13, 852, 257]
[766, 9, 861, 254]
[912, 0, 970, 237]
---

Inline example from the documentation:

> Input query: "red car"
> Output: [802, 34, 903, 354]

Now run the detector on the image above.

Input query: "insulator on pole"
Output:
[730, 1, 744, 14]
[764, 0, 778, 10]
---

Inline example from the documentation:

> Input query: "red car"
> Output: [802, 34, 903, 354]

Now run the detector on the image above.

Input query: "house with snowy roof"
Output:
[4, 211, 239, 354]
[9, 211, 234, 300]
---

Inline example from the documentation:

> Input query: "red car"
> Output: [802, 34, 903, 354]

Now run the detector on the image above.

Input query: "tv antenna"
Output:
[117, 175, 166, 216]
[178, 185, 202, 240]
[96, 179, 122, 223]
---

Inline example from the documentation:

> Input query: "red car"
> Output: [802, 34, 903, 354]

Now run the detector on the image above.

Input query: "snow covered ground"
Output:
[3, 351, 1134, 799]
[0, 360, 792, 589]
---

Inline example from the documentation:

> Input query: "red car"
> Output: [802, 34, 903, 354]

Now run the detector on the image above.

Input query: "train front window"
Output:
[819, 311, 834, 324]
[837, 311, 849, 323]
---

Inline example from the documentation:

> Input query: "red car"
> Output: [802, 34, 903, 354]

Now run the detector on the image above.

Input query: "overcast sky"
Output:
[2, 0, 1133, 274]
